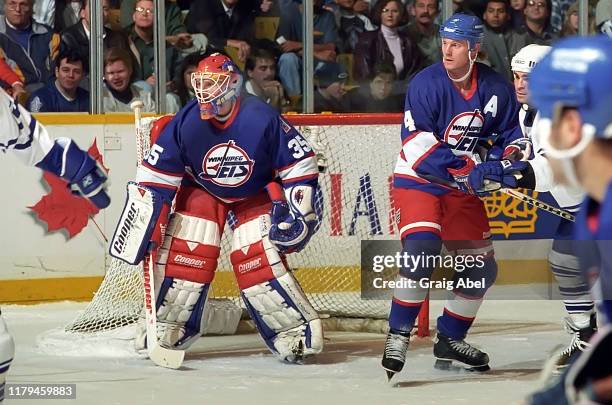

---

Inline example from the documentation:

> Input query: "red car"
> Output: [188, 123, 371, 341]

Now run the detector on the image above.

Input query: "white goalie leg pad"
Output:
[136, 212, 222, 351]
[231, 215, 323, 361]
[0, 313, 14, 402]
[201, 299, 242, 335]
[241, 273, 323, 361]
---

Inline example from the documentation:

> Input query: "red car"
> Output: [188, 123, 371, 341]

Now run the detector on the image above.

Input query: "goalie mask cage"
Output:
[64, 113, 429, 336]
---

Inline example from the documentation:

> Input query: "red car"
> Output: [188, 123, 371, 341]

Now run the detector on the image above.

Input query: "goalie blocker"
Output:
[110, 183, 323, 363]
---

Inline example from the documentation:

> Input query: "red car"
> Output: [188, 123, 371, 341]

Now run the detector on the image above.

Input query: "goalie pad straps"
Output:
[230, 215, 323, 360]
[110, 182, 169, 265]
[153, 212, 223, 349]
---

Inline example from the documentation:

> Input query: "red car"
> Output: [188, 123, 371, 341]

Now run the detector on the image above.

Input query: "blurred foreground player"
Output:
[0, 87, 110, 401]
[382, 13, 522, 380]
[476, 44, 597, 372]
[110, 53, 323, 363]
[525, 36, 612, 404]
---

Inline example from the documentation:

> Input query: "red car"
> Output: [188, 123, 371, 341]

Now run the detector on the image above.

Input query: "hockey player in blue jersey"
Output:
[518, 35, 612, 405]
[109, 52, 323, 363]
[382, 13, 522, 380]
[0, 87, 110, 402]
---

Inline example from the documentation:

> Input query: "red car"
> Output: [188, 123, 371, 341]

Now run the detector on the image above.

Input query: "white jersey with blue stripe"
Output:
[522, 105, 583, 211]
[0, 87, 54, 166]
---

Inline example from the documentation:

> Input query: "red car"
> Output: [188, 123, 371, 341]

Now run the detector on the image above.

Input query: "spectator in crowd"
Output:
[186, 0, 257, 62]
[347, 61, 402, 112]
[0, 0, 60, 92]
[353, 0, 424, 94]
[335, 0, 376, 54]
[128, 0, 181, 85]
[32, 0, 55, 28]
[560, 1, 579, 36]
[54, 0, 83, 32]
[172, 51, 203, 107]
[517, 0, 558, 45]
[26, 49, 89, 112]
[313, 61, 350, 112]
[276, 0, 339, 105]
[509, 0, 527, 27]
[121, 0, 186, 35]
[481, 0, 527, 81]
[102, 47, 155, 112]
[61, 0, 139, 86]
[244, 47, 289, 111]
[596, 0, 612, 36]
[407, 0, 442, 66]
[550, 0, 576, 32]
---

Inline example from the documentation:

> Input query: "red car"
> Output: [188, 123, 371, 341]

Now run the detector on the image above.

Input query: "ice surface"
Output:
[2, 300, 569, 405]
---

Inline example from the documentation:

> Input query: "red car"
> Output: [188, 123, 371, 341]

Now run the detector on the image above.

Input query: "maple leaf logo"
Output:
[29, 139, 109, 239]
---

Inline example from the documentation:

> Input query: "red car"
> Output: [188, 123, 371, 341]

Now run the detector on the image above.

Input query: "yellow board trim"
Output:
[33, 113, 158, 125]
[0, 260, 551, 304]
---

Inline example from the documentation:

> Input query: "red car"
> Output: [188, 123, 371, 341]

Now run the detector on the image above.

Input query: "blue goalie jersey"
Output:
[136, 96, 319, 202]
[393, 62, 520, 195]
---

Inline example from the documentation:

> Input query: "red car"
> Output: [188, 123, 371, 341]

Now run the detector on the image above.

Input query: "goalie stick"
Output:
[130, 100, 185, 369]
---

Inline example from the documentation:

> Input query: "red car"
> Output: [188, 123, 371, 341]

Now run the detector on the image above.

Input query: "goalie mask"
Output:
[191, 53, 243, 120]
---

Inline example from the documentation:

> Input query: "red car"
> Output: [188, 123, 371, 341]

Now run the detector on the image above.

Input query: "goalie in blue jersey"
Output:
[109, 52, 323, 363]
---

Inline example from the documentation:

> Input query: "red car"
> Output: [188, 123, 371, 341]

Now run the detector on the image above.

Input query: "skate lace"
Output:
[384, 333, 410, 360]
[448, 339, 481, 358]
[560, 330, 591, 356]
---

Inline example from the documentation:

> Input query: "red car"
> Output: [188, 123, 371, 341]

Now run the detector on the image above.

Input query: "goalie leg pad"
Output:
[145, 188, 228, 350]
[230, 199, 322, 361]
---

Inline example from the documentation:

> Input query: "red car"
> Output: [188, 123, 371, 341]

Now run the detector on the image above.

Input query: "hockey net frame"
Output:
[62, 113, 430, 338]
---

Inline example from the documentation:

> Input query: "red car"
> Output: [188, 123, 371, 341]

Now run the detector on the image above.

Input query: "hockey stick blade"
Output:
[144, 253, 185, 369]
[148, 341, 185, 369]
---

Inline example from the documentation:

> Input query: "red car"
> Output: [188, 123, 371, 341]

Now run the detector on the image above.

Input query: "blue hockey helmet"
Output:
[439, 13, 485, 49]
[530, 35, 612, 154]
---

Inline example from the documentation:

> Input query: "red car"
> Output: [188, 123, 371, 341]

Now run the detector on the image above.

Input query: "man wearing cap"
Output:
[313, 62, 350, 113]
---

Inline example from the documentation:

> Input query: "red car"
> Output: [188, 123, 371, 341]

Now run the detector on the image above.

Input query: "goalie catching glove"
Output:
[267, 183, 318, 254]
[109, 182, 170, 265]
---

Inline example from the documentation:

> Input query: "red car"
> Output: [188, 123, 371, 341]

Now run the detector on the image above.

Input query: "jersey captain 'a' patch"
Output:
[199, 140, 254, 187]
[443, 110, 484, 153]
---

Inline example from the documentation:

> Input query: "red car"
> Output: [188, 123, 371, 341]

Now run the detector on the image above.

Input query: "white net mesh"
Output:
[64, 115, 402, 335]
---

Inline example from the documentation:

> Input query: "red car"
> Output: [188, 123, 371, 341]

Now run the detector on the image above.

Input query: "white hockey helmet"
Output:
[511, 44, 551, 74]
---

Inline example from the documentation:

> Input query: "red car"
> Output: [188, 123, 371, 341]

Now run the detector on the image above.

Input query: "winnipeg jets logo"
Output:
[444, 110, 484, 154]
[199, 141, 254, 187]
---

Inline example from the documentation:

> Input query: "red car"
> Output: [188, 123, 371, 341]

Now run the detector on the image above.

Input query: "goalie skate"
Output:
[433, 333, 490, 372]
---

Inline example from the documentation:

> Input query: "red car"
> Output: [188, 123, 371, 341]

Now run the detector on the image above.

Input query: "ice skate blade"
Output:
[384, 369, 397, 382]
[434, 359, 490, 372]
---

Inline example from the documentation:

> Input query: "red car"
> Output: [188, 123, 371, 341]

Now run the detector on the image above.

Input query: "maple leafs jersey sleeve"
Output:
[493, 82, 522, 149]
[269, 116, 319, 188]
[136, 115, 186, 203]
[401, 78, 465, 182]
[0, 88, 54, 166]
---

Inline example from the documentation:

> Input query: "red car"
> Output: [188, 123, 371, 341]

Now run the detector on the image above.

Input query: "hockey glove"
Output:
[268, 201, 315, 254]
[36, 138, 110, 209]
[502, 138, 533, 162]
[469, 160, 528, 194]
[266, 182, 317, 254]
[447, 156, 479, 195]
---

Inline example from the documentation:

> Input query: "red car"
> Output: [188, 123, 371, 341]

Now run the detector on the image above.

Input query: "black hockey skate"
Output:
[381, 329, 411, 381]
[553, 313, 597, 373]
[433, 333, 490, 372]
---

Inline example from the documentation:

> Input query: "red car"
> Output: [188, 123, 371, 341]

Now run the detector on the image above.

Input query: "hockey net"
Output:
[63, 113, 417, 337]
